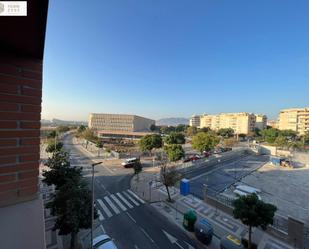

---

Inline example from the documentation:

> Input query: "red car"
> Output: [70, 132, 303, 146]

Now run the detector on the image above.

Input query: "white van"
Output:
[121, 157, 140, 168]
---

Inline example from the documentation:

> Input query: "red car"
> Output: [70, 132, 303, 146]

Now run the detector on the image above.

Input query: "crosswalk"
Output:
[96, 190, 145, 221]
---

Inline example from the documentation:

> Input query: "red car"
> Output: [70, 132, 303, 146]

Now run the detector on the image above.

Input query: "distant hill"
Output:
[156, 118, 189, 126]
[41, 119, 87, 126]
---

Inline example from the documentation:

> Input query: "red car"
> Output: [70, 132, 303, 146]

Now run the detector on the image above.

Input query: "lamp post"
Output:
[91, 161, 102, 249]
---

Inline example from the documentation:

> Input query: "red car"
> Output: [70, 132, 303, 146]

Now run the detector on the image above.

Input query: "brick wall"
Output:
[0, 55, 42, 207]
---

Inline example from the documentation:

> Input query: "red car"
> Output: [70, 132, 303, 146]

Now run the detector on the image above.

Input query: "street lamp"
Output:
[91, 161, 102, 249]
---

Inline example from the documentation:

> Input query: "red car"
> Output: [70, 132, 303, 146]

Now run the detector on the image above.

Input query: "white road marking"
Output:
[110, 194, 127, 211]
[97, 209, 104, 221]
[134, 245, 139, 249]
[123, 191, 140, 206]
[162, 230, 185, 249]
[140, 227, 154, 243]
[100, 224, 105, 233]
[104, 196, 120, 214]
[117, 192, 133, 208]
[77, 145, 115, 174]
[126, 212, 136, 223]
[184, 241, 195, 249]
[127, 189, 145, 204]
[97, 199, 113, 218]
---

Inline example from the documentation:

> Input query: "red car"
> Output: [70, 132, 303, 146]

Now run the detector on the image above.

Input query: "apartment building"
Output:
[0, 1, 48, 248]
[189, 115, 201, 128]
[278, 108, 309, 135]
[267, 120, 279, 129]
[199, 112, 256, 135]
[255, 114, 267, 130]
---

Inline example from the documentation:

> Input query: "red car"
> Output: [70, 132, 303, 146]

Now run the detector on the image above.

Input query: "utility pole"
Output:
[91, 161, 102, 249]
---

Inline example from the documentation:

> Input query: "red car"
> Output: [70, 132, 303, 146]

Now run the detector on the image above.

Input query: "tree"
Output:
[43, 151, 82, 190]
[81, 128, 98, 143]
[46, 141, 63, 153]
[139, 134, 163, 153]
[223, 138, 237, 147]
[192, 132, 220, 153]
[175, 124, 188, 132]
[217, 128, 234, 138]
[199, 127, 211, 133]
[47, 130, 57, 139]
[233, 194, 277, 249]
[133, 160, 142, 177]
[186, 126, 198, 137]
[254, 128, 261, 137]
[280, 129, 298, 141]
[150, 124, 156, 132]
[160, 126, 176, 135]
[303, 130, 309, 145]
[46, 180, 98, 249]
[57, 125, 70, 133]
[77, 125, 86, 133]
[164, 144, 185, 162]
[160, 164, 181, 202]
[164, 132, 185, 145]
[43, 151, 98, 249]
[274, 135, 288, 148]
[96, 140, 103, 156]
[260, 128, 280, 143]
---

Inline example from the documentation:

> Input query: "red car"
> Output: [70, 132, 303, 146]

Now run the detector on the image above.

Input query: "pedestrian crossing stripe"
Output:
[123, 191, 140, 206]
[104, 196, 120, 214]
[127, 189, 145, 204]
[96, 190, 144, 220]
[97, 209, 104, 221]
[110, 194, 127, 211]
[116, 192, 133, 208]
[97, 199, 113, 218]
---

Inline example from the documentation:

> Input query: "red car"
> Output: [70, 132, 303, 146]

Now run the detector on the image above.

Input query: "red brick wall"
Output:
[0, 55, 42, 207]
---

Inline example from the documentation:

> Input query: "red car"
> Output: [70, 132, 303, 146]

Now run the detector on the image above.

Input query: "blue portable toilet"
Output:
[270, 156, 281, 166]
[180, 178, 190, 196]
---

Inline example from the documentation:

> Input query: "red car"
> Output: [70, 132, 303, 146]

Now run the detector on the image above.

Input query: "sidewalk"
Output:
[131, 170, 294, 249]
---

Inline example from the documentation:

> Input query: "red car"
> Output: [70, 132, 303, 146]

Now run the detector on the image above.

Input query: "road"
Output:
[185, 154, 269, 199]
[63, 134, 199, 249]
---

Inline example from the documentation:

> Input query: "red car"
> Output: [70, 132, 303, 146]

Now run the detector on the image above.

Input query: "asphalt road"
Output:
[185, 154, 269, 199]
[63, 134, 198, 249]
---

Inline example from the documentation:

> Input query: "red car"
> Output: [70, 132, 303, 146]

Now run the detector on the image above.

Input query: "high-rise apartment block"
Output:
[278, 108, 309, 135]
[255, 114, 267, 130]
[189, 115, 201, 128]
[197, 112, 258, 135]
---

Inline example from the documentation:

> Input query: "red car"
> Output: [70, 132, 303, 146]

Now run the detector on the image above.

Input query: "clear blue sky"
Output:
[42, 0, 309, 121]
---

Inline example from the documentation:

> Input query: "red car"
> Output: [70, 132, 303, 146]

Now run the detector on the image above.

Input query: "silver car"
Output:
[93, 235, 118, 249]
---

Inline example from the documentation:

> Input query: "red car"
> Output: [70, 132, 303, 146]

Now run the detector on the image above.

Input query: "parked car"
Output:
[190, 155, 201, 161]
[203, 151, 211, 157]
[93, 235, 118, 249]
[121, 157, 140, 168]
[213, 148, 223, 154]
[183, 157, 191, 163]
[222, 147, 232, 152]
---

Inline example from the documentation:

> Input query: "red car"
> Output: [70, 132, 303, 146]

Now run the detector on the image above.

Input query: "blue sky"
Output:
[42, 0, 309, 121]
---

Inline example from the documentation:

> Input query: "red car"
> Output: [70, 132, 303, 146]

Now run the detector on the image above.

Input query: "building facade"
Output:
[267, 120, 278, 129]
[89, 113, 155, 132]
[199, 112, 256, 135]
[189, 115, 201, 128]
[0, 1, 48, 248]
[255, 114, 267, 131]
[278, 108, 309, 135]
